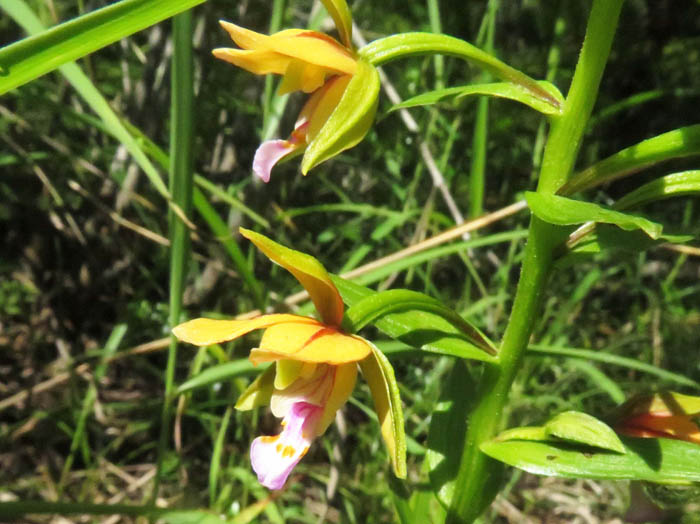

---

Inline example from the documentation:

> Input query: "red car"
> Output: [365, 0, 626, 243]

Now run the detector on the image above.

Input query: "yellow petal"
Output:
[212, 48, 291, 75]
[253, 322, 371, 364]
[172, 314, 319, 346]
[268, 32, 356, 75]
[316, 362, 357, 435]
[240, 228, 345, 327]
[278, 59, 328, 95]
[218, 21, 275, 50]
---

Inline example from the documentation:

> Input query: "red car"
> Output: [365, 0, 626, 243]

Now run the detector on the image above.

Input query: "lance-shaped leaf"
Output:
[343, 289, 496, 356]
[358, 32, 561, 112]
[481, 436, 700, 484]
[495, 412, 625, 454]
[359, 341, 406, 478]
[235, 365, 276, 410]
[614, 170, 700, 210]
[301, 59, 380, 174]
[391, 81, 564, 116]
[176, 360, 262, 395]
[320, 0, 352, 49]
[0, 0, 207, 95]
[240, 228, 344, 327]
[331, 275, 498, 363]
[526, 192, 663, 239]
[560, 125, 700, 195]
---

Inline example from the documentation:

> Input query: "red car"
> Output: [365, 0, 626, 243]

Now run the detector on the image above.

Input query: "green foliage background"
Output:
[1, 0, 700, 521]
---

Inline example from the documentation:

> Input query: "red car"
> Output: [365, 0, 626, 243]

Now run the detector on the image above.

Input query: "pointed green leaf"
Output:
[359, 32, 562, 112]
[301, 60, 380, 174]
[359, 341, 406, 478]
[494, 426, 548, 442]
[343, 289, 496, 355]
[481, 436, 700, 484]
[235, 365, 276, 411]
[614, 170, 700, 210]
[240, 228, 344, 327]
[319, 0, 353, 49]
[0, 0, 207, 95]
[526, 192, 663, 239]
[544, 411, 626, 454]
[332, 276, 498, 363]
[391, 81, 563, 116]
[176, 360, 262, 396]
[561, 125, 700, 195]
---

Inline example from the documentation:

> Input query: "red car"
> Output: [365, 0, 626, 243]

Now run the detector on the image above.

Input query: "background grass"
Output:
[2, 0, 700, 522]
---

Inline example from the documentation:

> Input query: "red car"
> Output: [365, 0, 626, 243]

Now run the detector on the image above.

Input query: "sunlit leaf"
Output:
[614, 170, 700, 210]
[332, 276, 498, 362]
[359, 32, 561, 112]
[391, 81, 563, 115]
[481, 436, 700, 483]
[343, 289, 496, 355]
[526, 192, 663, 239]
[544, 411, 626, 454]
[561, 125, 700, 195]
[176, 361, 263, 395]
[0, 0, 206, 95]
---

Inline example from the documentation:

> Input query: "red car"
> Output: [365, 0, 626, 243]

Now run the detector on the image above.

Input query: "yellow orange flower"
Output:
[212, 0, 378, 182]
[173, 228, 373, 489]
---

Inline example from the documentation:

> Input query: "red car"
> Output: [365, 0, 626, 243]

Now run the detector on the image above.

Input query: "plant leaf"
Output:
[359, 32, 561, 112]
[0, 0, 206, 95]
[481, 436, 700, 483]
[359, 341, 407, 478]
[614, 170, 700, 210]
[343, 289, 496, 355]
[544, 411, 626, 454]
[240, 228, 344, 327]
[332, 276, 498, 362]
[301, 59, 380, 174]
[526, 192, 663, 239]
[560, 125, 700, 195]
[176, 360, 263, 395]
[391, 81, 563, 115]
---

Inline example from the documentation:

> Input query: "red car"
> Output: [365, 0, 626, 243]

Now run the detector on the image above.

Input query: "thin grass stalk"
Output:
[426, 0, 444, 89]
[153, 11, 195, 502]
[446, 1, 624, 521]
[468, 0, 498, 219]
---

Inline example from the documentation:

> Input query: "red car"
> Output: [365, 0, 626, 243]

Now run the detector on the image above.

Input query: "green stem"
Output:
[152, 10, 194, 502]
[446, 1, 624, 521]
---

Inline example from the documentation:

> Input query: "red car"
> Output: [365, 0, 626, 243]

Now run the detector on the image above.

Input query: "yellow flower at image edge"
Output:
[173, 229, 374, 490]
[212, 0, 378, 182]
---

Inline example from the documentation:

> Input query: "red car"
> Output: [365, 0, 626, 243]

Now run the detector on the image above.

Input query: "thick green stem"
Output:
[446, 1, 624, 521]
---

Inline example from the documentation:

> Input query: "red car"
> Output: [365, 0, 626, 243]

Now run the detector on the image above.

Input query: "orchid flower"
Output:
[173, 228, 405, 489]
[614, 391, 700, 444]
[212, 0, 379, 182]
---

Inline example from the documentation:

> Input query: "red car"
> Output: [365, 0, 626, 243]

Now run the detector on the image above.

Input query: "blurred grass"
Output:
[1, 0, 700, 522]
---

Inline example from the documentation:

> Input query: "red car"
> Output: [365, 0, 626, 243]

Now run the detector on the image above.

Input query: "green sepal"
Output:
[342, 289, 497, 356]
[319, 0, 353, 49]
[331, 275, 498, 363]
[235, 365, 276, 411]
[526, 192, 663, 239]
[359, 340, 407, 478]
[391, 81, 563, 116]
[481, 436, 700, 484]
[301, 59, 380, 174]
